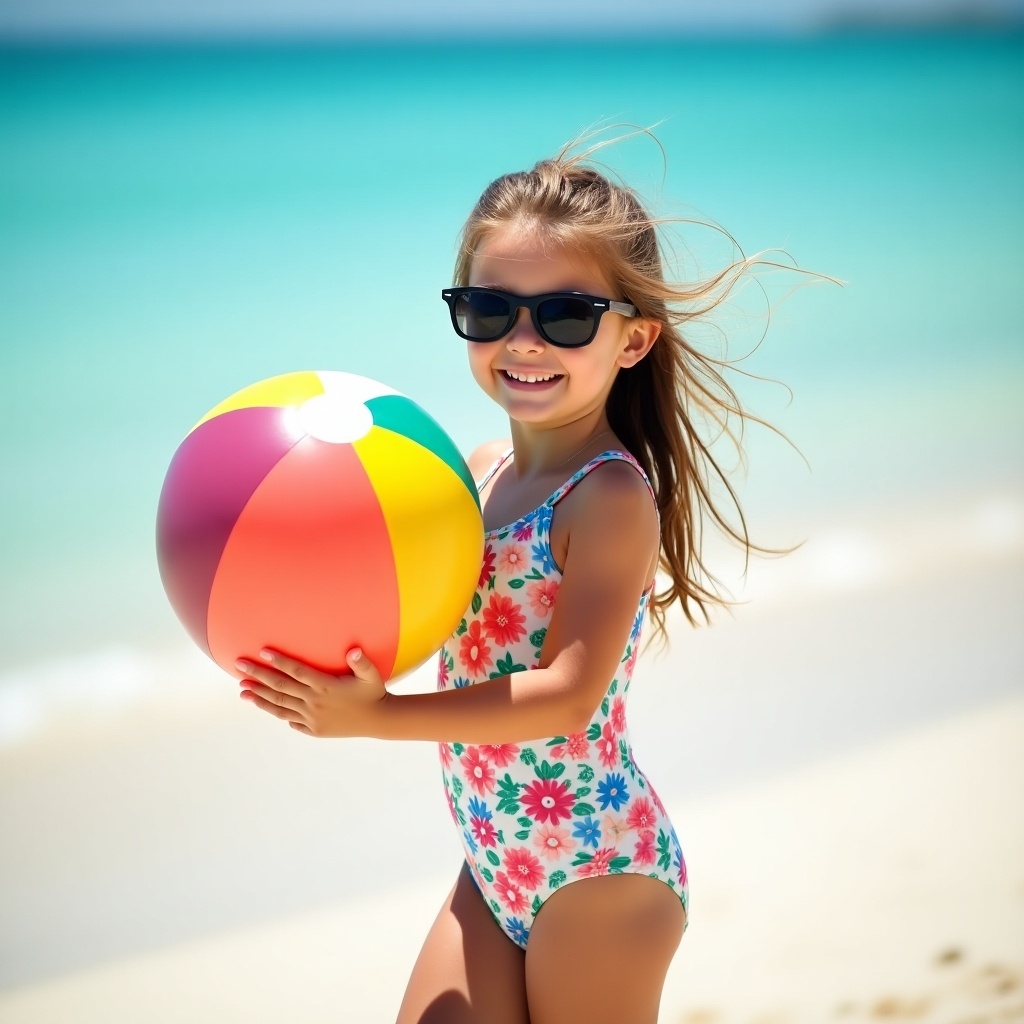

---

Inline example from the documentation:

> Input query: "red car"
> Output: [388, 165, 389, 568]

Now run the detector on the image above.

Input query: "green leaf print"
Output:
[471, 592, 483, 614]
[549, 870, 567, 889]
[486, 849, 501, 867]
[488, 575, 496, 590]
[519, 747, 537, 767]
[578, 764, 595, 783]
[497, 830, 506, 845]
[452, 742, 465, 756]
[609, 678, 619, 695]
[572, 802, 596, 816]
[457, 619, 468, 636]
[493, 653, 527, 676]
[531, 895, 543, 915]
[574, 786, 591, 798]
[515, 830, 530, 841]
[496, 774, 521, 815]
[490, 899, 501, 916]
[619, 740, 630, 771]
[517, 816, 533, 828]
[586, 723, 602, 742]
[546, 735, 567, 747]
[508, 578, 525, 589]
[524, 567, 544, 580]
[529, 628, 547, 649]
[456, 807, 466, 826]
[600, 697, 610, 717]
[480, 866, 494, 883]
[657, 829, 672, 871]
[609, 856, 631, 873]
[571, 851, 593, 868]
[451, 776, 463, 799]
[446, 654, 454, 672]
[535, 760, 565, 781]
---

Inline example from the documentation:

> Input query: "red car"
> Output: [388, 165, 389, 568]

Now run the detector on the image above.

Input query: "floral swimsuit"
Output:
[437, 449, 688, 949]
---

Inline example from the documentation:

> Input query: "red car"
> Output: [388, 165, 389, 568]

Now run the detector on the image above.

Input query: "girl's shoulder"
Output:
[466, 437, 513, 482]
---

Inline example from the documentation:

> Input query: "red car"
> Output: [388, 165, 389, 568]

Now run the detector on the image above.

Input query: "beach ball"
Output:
[156, 370, 483, 682]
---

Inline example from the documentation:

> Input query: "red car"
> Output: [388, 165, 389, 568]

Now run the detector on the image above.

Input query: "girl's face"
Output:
[465, 225, 656, 431]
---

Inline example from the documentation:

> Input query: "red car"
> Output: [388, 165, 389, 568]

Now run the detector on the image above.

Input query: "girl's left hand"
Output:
[236, 648, 388, 738]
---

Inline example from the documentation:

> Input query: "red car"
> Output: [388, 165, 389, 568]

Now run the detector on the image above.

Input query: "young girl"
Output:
[237, 140, 771, 1024]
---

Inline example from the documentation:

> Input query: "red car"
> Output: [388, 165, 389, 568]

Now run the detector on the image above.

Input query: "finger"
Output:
[239, 679, 306, 715]
[236, 659, 311, 699]
[240, 687, 308, 726]
[256, 650, 329, 687]
[345, 648, 383, 685]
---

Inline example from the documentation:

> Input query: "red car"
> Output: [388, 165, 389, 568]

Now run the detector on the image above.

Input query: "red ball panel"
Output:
[206, 435, 402, 679]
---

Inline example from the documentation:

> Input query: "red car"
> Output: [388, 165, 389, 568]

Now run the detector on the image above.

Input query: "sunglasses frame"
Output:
[441, 287, 637, 348]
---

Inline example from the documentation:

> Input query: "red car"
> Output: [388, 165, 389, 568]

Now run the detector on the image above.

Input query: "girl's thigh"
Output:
[524, 874, 686, 1024]
[395, 862, 530, 1024]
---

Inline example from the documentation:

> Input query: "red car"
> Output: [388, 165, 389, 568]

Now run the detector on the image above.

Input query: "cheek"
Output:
[466, 344, 496, 389]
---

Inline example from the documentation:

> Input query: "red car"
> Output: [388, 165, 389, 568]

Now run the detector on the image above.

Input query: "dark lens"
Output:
[537, 296, 595, 346]
[455, 290, 511, 340]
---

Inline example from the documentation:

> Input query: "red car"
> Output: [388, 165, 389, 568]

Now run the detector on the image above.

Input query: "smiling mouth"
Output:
[501, 370, 564, 385]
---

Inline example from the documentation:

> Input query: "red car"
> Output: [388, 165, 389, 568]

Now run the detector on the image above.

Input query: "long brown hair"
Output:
[454, 134, 806, 639]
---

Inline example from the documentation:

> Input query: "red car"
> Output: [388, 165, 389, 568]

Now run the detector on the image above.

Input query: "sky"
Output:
[0, 0, 1021, 39]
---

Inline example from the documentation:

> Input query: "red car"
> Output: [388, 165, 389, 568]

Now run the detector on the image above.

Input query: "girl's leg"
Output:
[395, 862, 530, 1024]
[524, 874, 685, 1024]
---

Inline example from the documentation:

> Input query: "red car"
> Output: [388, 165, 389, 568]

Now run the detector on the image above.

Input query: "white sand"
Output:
[1, 502, 1022, 1022]
[1, 697, 1021, 1023]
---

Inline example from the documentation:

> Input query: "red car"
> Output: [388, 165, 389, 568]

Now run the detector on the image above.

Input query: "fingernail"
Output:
[235, 659, 249, 672]
[349, 648, 362, 662]
[259, 650, 274, 662]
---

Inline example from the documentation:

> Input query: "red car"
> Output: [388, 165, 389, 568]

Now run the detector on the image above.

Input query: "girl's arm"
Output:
[239, 460, 658, 744]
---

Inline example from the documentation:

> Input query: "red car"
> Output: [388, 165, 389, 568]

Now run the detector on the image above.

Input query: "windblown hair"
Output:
[454, 134, 797, 640]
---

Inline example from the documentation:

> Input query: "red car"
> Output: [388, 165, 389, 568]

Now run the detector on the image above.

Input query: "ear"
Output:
[617, 318, 661, 369]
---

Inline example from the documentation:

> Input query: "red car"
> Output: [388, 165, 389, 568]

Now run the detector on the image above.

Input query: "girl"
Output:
[237, 138, 773, 1024]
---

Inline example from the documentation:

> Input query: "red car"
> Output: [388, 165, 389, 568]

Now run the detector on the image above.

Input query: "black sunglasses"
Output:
[441, 287, 637, 348]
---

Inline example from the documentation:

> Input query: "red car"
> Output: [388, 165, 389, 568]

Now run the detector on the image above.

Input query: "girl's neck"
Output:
[508, 418, 615, 479]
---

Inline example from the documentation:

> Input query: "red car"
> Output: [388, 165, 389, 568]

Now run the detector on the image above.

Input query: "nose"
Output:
[504, 308, 545, 352]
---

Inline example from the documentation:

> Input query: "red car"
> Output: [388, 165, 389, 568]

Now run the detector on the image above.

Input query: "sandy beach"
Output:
[1, 497, 1022, 1023]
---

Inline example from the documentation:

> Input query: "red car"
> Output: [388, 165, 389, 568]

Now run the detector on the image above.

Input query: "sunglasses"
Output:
[441, 287, 637, 348]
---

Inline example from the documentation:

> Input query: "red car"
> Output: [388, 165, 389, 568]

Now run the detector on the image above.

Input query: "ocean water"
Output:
[1, 33, 1022, 739]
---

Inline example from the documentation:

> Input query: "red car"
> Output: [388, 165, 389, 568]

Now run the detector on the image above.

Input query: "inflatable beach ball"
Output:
[156, 370, 483, 682]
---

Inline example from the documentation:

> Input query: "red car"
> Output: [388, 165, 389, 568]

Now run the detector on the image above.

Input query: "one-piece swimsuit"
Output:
[436, 449, 688, 949]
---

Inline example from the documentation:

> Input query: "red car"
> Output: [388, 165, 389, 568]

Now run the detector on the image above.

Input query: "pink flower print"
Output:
[480, 743, 520, 767]
[482, 594, 527, 647]
[526, 579, 559, 619]
[494, 871, 529, 915]
[596, 722, 618, 768]
[498, 543, 527, 575]
[460, 747, 496, 796]
[549, 731, 590, 761]
[626, 797, 657, 833]
[678, 854, 688, 888]
[520, 777, 575, 825]
[459, 621, 493, 676]
[504, 847, 545, 890]
[624, 647, 638, 677]
[439, 743, 453, 770]
[446, 788, 458, 824]
[437, 656, 450, 690]
[478, 544, 496, 588]
[512, 521, 534, 541]
[610, 696, 626, 734]
[576, 847, 619, 877]
[470, 815, 498, 848]
[533, 824, 576, 861]
[633, 829, 656, 867]
[602, 813, 630, 843]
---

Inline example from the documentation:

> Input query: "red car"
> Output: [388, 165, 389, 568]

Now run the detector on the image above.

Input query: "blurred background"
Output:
[1, 0, 1021, 1016]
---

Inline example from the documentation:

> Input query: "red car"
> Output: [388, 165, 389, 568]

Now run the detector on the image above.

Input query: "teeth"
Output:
[506, 371, 559, 383]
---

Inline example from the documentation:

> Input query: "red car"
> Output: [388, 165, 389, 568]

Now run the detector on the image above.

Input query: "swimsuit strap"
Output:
[476, 447, 515, 493]
[548, 450, 659, 518]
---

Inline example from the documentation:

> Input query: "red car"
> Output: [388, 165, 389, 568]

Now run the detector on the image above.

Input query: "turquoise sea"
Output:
[1, 33, 1022, 724]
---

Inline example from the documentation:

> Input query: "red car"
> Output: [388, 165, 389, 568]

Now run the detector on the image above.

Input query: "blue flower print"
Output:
[531, 541, 559, 575]
[596, 772, 630, 811]
[572, 816, 601, 849]
[453, 676, 472, 689]
[467, 796, 492, 821]
[630, 607, 644, 643]
[506, 917, 530, 945]
[463, 829, 479, 856]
